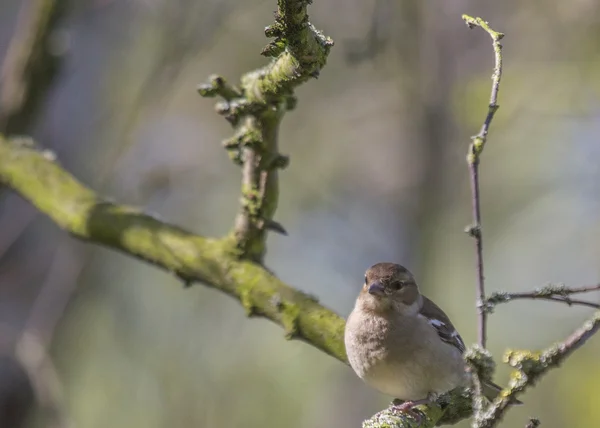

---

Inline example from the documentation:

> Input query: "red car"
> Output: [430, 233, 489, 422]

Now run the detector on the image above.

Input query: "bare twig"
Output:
[477, 311, 600, 428]
[485, 283, 600, 312]
[461, 15, 505, 350]
[460, 16, 505, 425]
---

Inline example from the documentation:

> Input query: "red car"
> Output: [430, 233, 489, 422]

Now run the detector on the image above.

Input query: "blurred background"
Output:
[1, 0, 600, 427]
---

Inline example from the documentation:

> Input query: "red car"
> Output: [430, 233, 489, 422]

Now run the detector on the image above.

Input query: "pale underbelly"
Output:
[362, 358, 465, 400]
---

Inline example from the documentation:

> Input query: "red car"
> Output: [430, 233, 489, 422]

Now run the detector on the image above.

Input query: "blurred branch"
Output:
[14, 242, 82, 427]
[14, 331, 71, 428]
[0, 0, 67, 134]
[0, 325, 71, 428]
[198, 0, 333, 263]
[462, 15, 505, 351]
[0, 0, 66, 273]
[343, 0, 390, 64]
[478, 311, 600, 428]
[485, 284, 600, 312]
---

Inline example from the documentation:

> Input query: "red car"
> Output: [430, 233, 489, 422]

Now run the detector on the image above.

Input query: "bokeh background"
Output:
[1, 0, 600, 427]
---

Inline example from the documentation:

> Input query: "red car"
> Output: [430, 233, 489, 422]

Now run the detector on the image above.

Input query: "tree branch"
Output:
[460, 15, 505, 424]
[0, 0, 67, 134]
[462, 14, 505, 351]
[198, 0, 333, 262]
[362, 389, 474, 428]
[9, 327, 71, 428]
[477, 311, 600, 428]
[485, 284, 600, 312]
[0, 135, 347, 361]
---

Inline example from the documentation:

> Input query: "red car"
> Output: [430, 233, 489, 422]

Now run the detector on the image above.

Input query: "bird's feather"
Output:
[419, 296, 467, 353]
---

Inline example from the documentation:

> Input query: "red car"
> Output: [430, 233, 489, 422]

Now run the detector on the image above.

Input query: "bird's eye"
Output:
[390, 281, 404, 291]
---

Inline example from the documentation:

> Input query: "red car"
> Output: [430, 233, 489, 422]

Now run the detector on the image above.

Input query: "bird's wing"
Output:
[419, 296, 467, 354]
[420, 297, 523, 405]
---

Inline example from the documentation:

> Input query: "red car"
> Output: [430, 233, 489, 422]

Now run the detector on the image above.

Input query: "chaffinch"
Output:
[344, 262, 521, 417]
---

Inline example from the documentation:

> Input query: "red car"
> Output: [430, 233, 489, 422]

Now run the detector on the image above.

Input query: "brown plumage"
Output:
[344, 262, 521, 412]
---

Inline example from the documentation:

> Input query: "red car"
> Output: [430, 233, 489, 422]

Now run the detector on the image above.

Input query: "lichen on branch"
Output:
[198, 0, 333, 263]
[476, 311, 600, 428]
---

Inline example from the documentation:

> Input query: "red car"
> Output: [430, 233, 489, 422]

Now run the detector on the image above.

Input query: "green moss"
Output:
[239, 287, 257, 317]
[196, 0, 332, 264]
[279, 301, 301, 339]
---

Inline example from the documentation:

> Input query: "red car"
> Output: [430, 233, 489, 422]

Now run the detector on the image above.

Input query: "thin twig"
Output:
[468, 156, 487, 348]
[477, 311, 600, 428]
[485, 284, 600, 312]
[550, 283, 600, 294]
[462, 15, 505, 350]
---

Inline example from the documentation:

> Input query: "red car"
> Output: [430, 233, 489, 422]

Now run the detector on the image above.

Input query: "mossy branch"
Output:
[198, 0, 333, 263]
[362, 389, 474, 428]
[0, 135, 346, 362]
[477, 311, 600, 428]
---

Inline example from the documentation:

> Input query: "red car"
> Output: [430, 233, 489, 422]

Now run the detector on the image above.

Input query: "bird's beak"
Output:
[368, 282, 385, 296]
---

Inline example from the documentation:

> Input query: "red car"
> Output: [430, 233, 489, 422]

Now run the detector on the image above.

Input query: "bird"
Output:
[344, 262, 521, 418]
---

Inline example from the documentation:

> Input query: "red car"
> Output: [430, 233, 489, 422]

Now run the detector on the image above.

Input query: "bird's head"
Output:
[358, 262, 422, 315]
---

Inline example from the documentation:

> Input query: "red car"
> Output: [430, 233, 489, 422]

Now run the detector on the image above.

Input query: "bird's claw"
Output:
[390, 399, 428, 426]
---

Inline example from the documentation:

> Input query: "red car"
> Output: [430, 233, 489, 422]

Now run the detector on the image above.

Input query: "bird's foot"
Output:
[390, 398, 429, 425]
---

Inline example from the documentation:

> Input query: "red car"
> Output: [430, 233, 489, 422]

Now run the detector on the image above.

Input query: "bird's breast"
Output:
[344, 308, 466, 400]
[344, 309, 396, 379]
